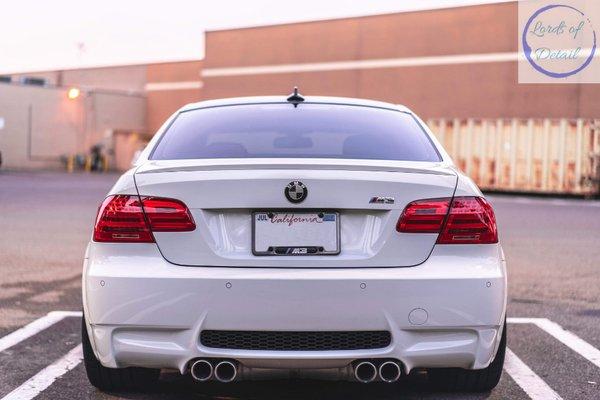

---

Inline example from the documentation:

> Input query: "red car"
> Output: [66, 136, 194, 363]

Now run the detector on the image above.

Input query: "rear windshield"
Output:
[150, 103, 441, 162]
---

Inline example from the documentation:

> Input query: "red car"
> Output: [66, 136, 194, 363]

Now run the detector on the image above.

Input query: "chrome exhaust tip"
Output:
[214, 360, 237, 383]
[190, 359, 213, 382]
[354, 361, 377, 383]
[378, 361, 401, 383]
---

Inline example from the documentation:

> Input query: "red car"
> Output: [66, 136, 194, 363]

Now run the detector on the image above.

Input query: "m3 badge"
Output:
[369, 196, 395, 204]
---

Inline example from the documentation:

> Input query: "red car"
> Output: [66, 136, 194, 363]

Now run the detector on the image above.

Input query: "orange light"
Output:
[67, 87, 80, 99]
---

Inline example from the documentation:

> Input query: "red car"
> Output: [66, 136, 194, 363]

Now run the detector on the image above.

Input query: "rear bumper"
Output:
[82, 243, 507, 374]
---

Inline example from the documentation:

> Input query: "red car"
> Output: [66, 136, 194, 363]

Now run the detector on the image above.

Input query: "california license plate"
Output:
[252, 211, 340, 256]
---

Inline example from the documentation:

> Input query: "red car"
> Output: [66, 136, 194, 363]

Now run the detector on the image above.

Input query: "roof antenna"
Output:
[286, 86, 305, 107]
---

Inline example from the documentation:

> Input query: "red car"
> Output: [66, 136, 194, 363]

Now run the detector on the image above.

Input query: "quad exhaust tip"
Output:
[191, 358, 398, 384]
[190, 359, 213, 382]
[214, 360, 237, 383]
[354, 361, 377, 383]
[378, 361, 402, 383]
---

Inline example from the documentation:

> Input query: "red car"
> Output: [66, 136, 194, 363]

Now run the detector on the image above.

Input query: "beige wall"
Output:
[2, 60, 203, 170]
[88, 92, 146, 147]
[0, 84, 81, 169]
[10, 64, 146, 93]
[113, 130, 151, 171]
[0, 82, 145, 170]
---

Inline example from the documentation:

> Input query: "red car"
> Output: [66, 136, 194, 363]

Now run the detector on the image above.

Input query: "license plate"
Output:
[252, 211, 340, 256]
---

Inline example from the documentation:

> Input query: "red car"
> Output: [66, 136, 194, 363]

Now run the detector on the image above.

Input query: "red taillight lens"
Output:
[93, 195, 195, 242]
[93, 195, 153, 242]
[397, 196, 498, 244]
[396, 198, 450, 233]
[141, 197, 196, 232]
[437, 197, 498, 244]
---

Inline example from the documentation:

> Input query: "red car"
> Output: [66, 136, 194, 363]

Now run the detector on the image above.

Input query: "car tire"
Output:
[428, 321, 506, 392]
[82, 316, 160, 392]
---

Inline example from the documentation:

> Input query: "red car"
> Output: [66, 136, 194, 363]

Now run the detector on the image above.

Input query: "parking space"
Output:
[0, 171, 599, 399]
[1, 313, 599, 399]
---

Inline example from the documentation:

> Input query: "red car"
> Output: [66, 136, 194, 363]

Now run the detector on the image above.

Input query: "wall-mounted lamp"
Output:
[67, 87, 81, 100]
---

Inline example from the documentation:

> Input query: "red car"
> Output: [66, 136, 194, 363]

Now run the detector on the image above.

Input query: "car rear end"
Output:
[82, 96, 506, 390]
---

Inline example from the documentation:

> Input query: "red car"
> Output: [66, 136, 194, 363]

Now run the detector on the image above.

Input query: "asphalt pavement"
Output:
[0, 170, 599, 400]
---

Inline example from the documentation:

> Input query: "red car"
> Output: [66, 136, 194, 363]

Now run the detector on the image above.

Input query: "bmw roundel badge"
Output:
[284, 181, 308, 203]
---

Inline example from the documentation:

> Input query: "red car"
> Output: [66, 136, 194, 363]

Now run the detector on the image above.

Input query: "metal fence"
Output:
[427, 118, 600, 196]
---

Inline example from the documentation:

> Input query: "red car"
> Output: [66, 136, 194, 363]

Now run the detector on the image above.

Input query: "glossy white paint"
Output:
[83, 242, 506, 373]
[135, 162, 457, 267]
[84, 96, 507, 378]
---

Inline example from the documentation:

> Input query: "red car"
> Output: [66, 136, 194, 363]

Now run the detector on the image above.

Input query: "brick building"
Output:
[1, 0, 598, 171]
[200, 1, 599, 119]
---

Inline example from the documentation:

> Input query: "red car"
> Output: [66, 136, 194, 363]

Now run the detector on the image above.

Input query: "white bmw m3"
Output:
[82, 90, 507, 393]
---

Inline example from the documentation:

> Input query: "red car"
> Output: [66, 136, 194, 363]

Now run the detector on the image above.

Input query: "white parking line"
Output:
[504, 348, 563, 400]
[0, 344, 83, 400]
[0, 311, 82, 353]
[0, 313, 593, 400]
[508, 317, 600, 369]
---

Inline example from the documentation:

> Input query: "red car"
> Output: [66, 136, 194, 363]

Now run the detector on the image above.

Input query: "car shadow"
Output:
[108, 371, 494, 400]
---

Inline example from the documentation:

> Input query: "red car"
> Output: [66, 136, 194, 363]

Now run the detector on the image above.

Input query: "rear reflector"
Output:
[397, 196, 498, 244]
[93, 195, 195, 243]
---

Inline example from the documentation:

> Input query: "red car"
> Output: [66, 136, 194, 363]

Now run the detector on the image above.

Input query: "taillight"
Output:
[141, 197, 196, 232]
[93, 195, 195, 243]
[93, 195, 153, 242]
[396, 199, 450, 233]
[397, 196, 498, 244]
[437, 197, 497, 244]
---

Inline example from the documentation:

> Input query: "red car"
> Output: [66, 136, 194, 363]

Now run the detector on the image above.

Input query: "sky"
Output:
[0, 0, 509, 74]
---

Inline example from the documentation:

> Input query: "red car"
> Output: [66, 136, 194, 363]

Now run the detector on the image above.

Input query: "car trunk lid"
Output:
[134, 159, 457, 267]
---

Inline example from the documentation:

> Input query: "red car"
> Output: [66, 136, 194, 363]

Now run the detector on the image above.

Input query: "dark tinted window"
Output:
[150, 103, 441, 162]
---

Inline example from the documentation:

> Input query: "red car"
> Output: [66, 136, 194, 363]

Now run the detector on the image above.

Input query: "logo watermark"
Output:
[519, 0, 600, 83]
